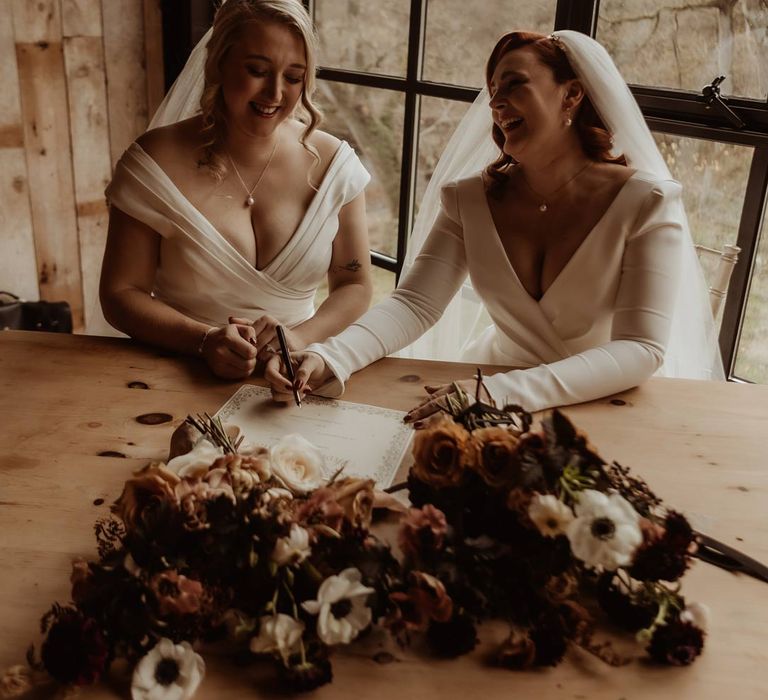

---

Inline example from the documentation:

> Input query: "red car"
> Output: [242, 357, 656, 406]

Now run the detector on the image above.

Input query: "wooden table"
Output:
[1, 331, 767, 699]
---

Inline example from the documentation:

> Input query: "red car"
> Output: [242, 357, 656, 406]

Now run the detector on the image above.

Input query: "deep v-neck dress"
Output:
[105, 141, 369, 328]
[307, 170, 685, 413]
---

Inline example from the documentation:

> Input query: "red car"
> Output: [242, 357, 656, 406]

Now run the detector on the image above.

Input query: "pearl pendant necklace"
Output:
[539, 203, 548, 213]
[227, 137, 280, 208]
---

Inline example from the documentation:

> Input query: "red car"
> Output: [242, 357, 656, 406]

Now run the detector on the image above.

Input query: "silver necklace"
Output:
[520, 160, 593, 213]
[227, 138, 279, 207]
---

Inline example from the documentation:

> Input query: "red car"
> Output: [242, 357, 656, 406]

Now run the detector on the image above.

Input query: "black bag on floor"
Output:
[0, 291, 73, 332]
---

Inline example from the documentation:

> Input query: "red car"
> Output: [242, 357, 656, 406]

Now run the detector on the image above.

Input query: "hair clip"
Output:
[549, 33, 566, 51]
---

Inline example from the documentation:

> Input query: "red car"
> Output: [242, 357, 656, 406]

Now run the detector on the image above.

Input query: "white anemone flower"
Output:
[272, 524, 312, 567]
[270, 434, 325, 494]
[566, 490, 642, 570]
[528, 494, 574, 537]
[131, 638, 205, 700]
[302, 567, 374, 645]
[250, 613, 305, 663]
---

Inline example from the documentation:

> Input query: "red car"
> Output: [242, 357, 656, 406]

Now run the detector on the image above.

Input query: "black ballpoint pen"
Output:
[275, 325, 302, 407]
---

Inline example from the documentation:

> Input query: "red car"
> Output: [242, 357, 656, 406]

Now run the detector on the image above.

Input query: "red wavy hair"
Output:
[485, 31, 626, 196]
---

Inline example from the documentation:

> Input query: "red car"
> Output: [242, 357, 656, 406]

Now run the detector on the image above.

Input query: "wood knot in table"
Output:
[127, 381, 149, 389]
[398, 374, 421, 383]
[136, 412, 173, 425]
[609, 399, 627, 406]
[97, 450, 127, 458]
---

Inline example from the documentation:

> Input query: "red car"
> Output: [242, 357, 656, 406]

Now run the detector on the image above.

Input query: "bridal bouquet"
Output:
[0, 390, 706, 699]
[399, 389, 706, 668]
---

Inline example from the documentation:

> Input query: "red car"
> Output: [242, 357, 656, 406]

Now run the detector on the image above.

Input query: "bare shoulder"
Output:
[306, 127, 342, 163]
[135, 116, 202, 169]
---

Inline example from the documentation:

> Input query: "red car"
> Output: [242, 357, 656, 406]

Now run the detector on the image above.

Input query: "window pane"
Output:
[654, 133, 751, 253]
[415, 96, 472, 213]
[316, 82, 404, 258]
[423, 0, 557, 87]
[313, 0, 409, 76]
[735, 207, 768, 383]
[598, 0, 768, 100]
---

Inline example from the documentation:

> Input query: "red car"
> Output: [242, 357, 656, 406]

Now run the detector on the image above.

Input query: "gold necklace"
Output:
[227, 138, 279, 207]
[520, 160, 593, 213]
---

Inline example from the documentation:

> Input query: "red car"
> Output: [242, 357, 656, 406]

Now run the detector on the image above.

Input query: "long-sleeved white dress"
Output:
[105, 141, 370, 329]
[307, 170, 685, 413]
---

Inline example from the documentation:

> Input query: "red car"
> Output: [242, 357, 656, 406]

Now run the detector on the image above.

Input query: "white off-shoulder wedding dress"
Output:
[307, 169, 685, 413]
[105, 140, 369, 329]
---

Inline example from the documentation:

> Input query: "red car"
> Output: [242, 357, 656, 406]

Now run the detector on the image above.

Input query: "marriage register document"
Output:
[216, 385, 412, 488]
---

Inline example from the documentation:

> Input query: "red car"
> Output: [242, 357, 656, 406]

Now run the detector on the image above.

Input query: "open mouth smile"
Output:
[250, 102, 280, 117]
[500, 117, 524, 132]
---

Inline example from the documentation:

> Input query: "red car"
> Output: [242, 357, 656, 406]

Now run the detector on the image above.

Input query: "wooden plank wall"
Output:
[0, 0, 164, 332]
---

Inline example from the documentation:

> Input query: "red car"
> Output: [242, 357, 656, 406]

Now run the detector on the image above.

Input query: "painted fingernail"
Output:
[413, 420, 425, 429]
[403, 414, 413, 423]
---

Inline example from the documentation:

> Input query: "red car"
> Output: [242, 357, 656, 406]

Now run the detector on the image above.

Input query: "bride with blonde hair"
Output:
[100, 0, 373, 379]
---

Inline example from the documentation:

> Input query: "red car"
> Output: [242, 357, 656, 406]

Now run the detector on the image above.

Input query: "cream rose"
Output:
[269, 434, 325, 494]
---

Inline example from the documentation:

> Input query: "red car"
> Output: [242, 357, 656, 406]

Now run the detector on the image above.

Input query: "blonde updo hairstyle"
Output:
[199, 0, 322, 180]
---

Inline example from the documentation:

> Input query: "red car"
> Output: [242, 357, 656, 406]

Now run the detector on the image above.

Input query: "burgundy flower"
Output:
[387, 572, 453, 636]
[647, 619, 705, 666]
[40, 608, 108, 685]
[426, 612, 478, 657]
[494, 629, 536, 670]
[630, 511, 696, 582]
[277, 650, 333, 692]
[398, 505, 448, 561]
[529, 609, 569, 666]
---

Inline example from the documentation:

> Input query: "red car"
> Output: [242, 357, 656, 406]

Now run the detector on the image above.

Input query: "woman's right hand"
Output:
[201, 324, 258, 380]
[264, 351, 333, 402]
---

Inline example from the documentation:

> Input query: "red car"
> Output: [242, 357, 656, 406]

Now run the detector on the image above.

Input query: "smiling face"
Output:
[488, 46, 575, 162]
[219, 20, 307, 139]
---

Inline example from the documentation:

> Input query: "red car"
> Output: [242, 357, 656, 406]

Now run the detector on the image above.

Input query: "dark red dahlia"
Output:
[647, 619, 705, 666]
[630, 511, 696, 582]
[40, 608, 108, 685]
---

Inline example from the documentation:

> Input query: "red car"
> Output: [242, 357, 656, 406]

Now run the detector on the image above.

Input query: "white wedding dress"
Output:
[105, 140, 369, 328]
[307, 169, 686, 413]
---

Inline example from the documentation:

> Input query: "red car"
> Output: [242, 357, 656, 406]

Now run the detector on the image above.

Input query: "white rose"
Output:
[166, 440, 223, 478]
[269, 434, 325, 494]
[250, 613, 305, 663]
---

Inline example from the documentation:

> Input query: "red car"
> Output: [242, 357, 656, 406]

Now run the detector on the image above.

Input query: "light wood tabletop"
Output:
[1, 330, 767, 699]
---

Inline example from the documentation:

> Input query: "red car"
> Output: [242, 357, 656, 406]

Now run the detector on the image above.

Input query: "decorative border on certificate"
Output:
[216, 385, 413, 487]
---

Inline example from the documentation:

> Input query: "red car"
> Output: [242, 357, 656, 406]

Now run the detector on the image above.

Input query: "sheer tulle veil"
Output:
[149, 27, 213, 129]
[399, 29, 723, 380]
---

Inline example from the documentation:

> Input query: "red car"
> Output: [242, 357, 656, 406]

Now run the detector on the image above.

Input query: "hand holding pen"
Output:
[275, 325, 302, 407]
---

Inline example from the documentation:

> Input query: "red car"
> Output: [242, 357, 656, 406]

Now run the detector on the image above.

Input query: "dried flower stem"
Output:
[185, 413, 242, 454]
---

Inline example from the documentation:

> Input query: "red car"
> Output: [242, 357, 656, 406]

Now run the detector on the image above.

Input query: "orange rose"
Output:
[112, 462, 180, 533]
[328, 477, 375, 530]
[411, 414, 470, 488]
[468, 426, 522, 489]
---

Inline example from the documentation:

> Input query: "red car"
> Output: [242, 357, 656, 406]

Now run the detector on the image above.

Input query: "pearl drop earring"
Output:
[565, 111, 572, 127]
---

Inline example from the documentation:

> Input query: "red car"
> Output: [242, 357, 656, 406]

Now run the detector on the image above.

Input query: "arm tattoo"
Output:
[334, 259, 362, 273]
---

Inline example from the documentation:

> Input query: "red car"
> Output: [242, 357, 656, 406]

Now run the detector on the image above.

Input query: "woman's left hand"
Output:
[403, 379, 476, 425]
